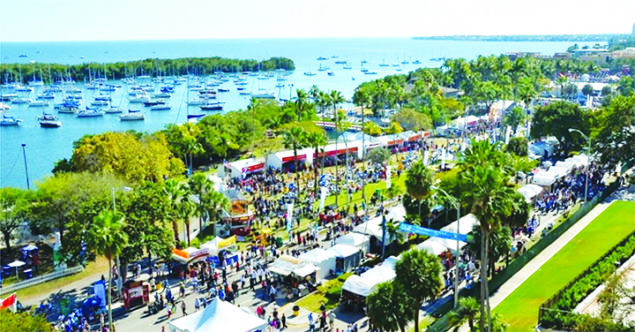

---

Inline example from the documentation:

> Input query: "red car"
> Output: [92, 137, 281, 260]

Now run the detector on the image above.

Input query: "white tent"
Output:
[353, 206, 406, 245]
[335, 233, 370, 254]
[529, 141, 555, 159]
[200, 236, 237, 256]
[341, 256, 399, 297]
[328, 244, 363, 272]
[220, 157, 266, 179]
[518, 184, 544, 202]
[269, 255, 317, 278]
[417, 240, 450, 256]
[168, 298, 267, 332]
[266, 148, 314, 170]
[441, 214, 479, 236]
[532, 170, 558, 187]
[298, 248, 337, 281]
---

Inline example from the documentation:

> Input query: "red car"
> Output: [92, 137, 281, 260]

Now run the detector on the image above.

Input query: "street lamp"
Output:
[568, 128, 591, 202]
[432, 185, 461, 309]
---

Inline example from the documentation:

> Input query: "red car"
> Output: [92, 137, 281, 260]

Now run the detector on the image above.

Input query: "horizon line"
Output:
[1, 32, 629, 44]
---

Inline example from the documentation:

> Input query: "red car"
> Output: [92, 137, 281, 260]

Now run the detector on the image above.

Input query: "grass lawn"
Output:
[494, 200, 635, 331]
[16, 257, 109, 302]
[296, 272, 353, 312]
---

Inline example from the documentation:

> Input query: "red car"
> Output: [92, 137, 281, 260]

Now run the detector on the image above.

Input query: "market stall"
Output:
[200, 236, 239, 267]
[335, 232, 370, 255]
[269, 255, 317, 298]
[340, 256, 399, 312]
[518, 184, 545, 203]
[298, 248, 336, 281]
[327, 244, 362, 273]
[168, 298, 267, 332]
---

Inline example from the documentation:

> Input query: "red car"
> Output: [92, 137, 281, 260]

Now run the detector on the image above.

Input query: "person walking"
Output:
[281, 313, 287, 329]
[181, 301, 187, 316]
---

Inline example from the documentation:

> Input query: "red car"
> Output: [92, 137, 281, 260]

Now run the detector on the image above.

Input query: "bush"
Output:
[0, 310, 52, 332]
[190, 238, 201, 249]
[540, 233, 635, 330]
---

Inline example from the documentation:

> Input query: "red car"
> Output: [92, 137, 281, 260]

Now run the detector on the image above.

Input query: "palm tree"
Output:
[353, 88, 370, 212]
[295, 89, 309, 122]
[177, 184, 196, 246]
[305, 130, 327, 197]
[282, 126, 308, 197]
[394, 248, 444, 332]
[448, 297, 481, 332]
[366, 282, 412, 332]
[330, 90, 345, 207]
[187, 173, 213, 233]
[163, 179, 184, 242]
[88, 210, 128, 332]
[206, 190, 230, 235]
[405, 160, 434, 226]
[459, 140, 516, 332]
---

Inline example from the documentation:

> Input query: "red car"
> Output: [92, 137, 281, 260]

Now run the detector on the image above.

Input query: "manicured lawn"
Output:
[296, 272, 353, 312]
[494, 201, 635, 331]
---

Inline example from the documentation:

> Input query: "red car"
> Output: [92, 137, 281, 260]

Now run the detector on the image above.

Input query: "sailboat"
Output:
[186, 78, 204, 120]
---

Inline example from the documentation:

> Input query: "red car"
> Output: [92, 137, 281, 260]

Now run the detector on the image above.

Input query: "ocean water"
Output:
[0, 38, 596, 188]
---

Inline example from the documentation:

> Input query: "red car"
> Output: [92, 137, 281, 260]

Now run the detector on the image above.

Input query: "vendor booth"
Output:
[298, 248, 337, 281]
[518, 184, 545, 203]
[352, 206, 405, 254]
[335, 232, 371, 255]
[266, 148, 314, 171]
[219, 157, 266, 179]
[168, 298, 267, 332]
[200, 236, 239, 267]
[219, 189, 254, 236]
[416, 240, 450, 256]
[327, 244, 362, 273]
[171, 247, 210, 265]
[122, 279, 149, 310]
[340, 256, 399, 312]
[269, 255, 317, 298]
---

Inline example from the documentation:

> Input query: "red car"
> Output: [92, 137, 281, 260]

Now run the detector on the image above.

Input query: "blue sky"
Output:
[1, 0, 634, 42]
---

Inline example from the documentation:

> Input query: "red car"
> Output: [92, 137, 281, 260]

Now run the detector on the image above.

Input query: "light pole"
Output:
[568, 128, 591, 202]
[21, 143, 30, 189]
[433, 185, 461, 309]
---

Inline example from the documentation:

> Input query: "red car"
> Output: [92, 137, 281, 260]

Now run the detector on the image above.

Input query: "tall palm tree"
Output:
[353, 88, 371, 212]
[305, 130, 327, 197]
[283, 126, 308, 197]
[187, 173, 213, 233]
[163, 179, 184, 242]
[177, 183, 196, 246]
[330, 90, 345, 207]
[88, 210, 128, 332]
[295, 89, 309, 122]
[459, 140, 516, 332]
[207, 190, 230, 235]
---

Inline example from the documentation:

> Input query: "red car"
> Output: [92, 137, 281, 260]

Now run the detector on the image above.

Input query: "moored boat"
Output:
[0, 115, 23, 126]
[119, 109, 144, 121]
[38, 113, 62, 128]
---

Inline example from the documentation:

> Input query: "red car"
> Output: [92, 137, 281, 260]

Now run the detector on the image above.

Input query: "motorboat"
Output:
[218, 88, 230, 92]
[0, 103, 11, 111]
[77, 109, 105, 118]
[29, 100, 49, 107]
[187, 99, 205, 106]
[12, 98, 32, 104]
[304, 72, 316, 76]
[38, 113, 62, 128]
[104, 106, 124, 114]
[120, 109, 144, 121]
[327, 72, 335, 76]
[129, 95, 150, 103]
[200, 102, 223, 111]
[413, 60, 422, 64]
[0, 115, 23, 126]
[143, 99, 166, 107]
[150, 104, 171, 111]
[316, 56, 328, 60]
[90, 100, 109, 107]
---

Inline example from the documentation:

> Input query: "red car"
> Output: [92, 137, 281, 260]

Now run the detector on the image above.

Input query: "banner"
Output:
[399, 223, 468, 242]
[440, 148, 446, 170]
[0, 294, 17, 312]
[286, 203, 294, 231]
[423, 150, 429, 166]
[505, 126, 511, 144]
[319, 187, 328, 211]
[386, 165, 391, 189]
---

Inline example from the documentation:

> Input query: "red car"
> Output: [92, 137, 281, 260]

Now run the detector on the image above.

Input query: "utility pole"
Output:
[21, 143, 30, 189]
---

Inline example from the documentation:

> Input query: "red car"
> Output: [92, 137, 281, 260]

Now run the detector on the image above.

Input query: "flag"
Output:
[286, 203, 294, 231]
[319, 187, 328, 212]
[0, 293, 17, 312]
[423, 150, 429, 166]
[386, 165, 392, 189]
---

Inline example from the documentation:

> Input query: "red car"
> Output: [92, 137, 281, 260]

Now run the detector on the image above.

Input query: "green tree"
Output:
[448, 297, 481, 332]
[28, 173, 125, 265]
[582, 84, 594, 97]
[601, 85, 613, 97]
[502, 106, 526, 134]
[188, 173, 214, 232]
[295, 89, 309, 121]
[87, 210, 128, 332]
[405, 160, 434, 225]
[330, 90, 346, 207]
[367, 148, 391, 168]
[467, 225, 512, 277]
[366, 281, 412, 332]
[363, 121, 383, 136]
[530, 101, 592, 153]
[282, 125, 308, 195]
[563, 83, 578, 100]
[305, 131, 327, 196]
[0, 187, 33, 251]
[0, 310, 52, 332]
[391, 108, 432, 131]
[594, 95, 635, 170]
[164, 123, 202, 175]
[459, 140, 517, 332]
[394, 248, 444, 332]
[505, 137, 528, 157]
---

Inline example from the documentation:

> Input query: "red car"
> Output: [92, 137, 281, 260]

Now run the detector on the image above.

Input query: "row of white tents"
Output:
[532, 154, 589, 187]
[218, 131, 427, 179]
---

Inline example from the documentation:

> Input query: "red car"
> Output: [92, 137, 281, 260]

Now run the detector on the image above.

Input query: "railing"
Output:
[537, 230, 635, 324]
[0, 265, 84, 296]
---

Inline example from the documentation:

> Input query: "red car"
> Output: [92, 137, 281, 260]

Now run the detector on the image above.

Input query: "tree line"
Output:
[0, 56, 295, 84]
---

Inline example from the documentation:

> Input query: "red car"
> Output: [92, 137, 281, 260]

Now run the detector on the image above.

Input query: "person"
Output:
[281, 313, 287, 329]
[181, 301, 187, 316]
[328, 311, 336, 328]
[308, 312, 315, 331]
[166, 303, 172, 320]
[194, 298, 200, 311]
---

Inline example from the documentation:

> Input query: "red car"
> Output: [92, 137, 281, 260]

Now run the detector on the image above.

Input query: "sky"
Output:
[1, 0, 634, 42]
